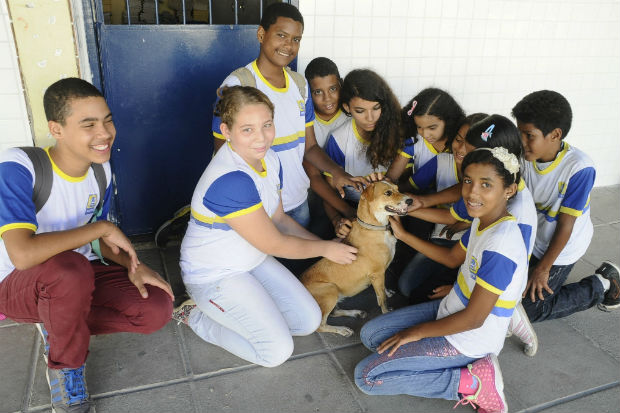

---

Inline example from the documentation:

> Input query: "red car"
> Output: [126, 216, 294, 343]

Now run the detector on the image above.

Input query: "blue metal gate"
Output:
[89, 0, 294, 235]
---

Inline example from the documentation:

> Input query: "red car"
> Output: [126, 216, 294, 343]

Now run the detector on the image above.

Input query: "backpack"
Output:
[229, 66, 307, 100]
[19, 146, 107, 217]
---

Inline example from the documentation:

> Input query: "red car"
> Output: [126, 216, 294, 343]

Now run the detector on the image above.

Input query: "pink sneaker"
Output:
[0, 313, 6, 321]
[454, 354, 507, 413]
[508, 302, 538, 356]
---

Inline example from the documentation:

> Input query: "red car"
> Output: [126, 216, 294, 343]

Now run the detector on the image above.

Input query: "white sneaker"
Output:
[508, 302, 538, 356]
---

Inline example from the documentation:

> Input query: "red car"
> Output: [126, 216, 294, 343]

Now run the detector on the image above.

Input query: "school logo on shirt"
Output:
[297, 100, 305, 116]
[469, 256, 479, 278]
[558, 181, 567, 198]
[85, 194, 98, 214]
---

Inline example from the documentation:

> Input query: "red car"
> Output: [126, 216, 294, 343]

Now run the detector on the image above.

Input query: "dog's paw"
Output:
[336, 326, 354, 337]
[357, 310, 367, 319]
[385, 288, 395, 298]
[381, 306, 393, 314]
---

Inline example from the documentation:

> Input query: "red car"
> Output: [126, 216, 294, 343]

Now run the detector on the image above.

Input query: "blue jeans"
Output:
[285, 199, 310, 228]
[398, 238, 457, 298]
[522, 255, 605, 322]
[355, 300, 476, 400]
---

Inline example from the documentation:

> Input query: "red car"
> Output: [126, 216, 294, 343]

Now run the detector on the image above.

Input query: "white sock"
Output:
[595, 273, 611, 291]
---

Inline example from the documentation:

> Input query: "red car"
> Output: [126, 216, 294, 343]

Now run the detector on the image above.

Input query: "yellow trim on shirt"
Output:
[191, 208, 226, 224]
[0, 222, 37, 237]
[315, 109, 343, 125]
[214, 131, 225, 140]
[475, 214, 516, 236]
[457, 272, 471, 296]
[273, 131, 305, 146]
[399, 150, 412, 159]
[44, 147, 88, 182]
[533, 142, 569, 175]
[323, 171, 333, 178]
[352, 119, 370, 145]
[408, 176, 419, 190]
[459, 239, 467, 251]
[305, 121, 314, 128]
[559, 205, 584, 217]
[191, 202, 263, 224]
[226, 142, 268, 177]
[423, 138, 439, 155]
[452, 158, 460, 183]
[517, 178, 525, 192]
[252, 60, 288, 93]
[475, 277, 504, 296]
[223, 202, 263, 219]
[451, 207, 471, 223]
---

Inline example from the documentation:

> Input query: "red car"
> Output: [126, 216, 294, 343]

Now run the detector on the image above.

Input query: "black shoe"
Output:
[596, 261, 620, 312]
[155, 205, 191, 247]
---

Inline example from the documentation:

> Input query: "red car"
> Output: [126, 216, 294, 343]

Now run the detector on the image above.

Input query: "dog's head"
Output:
[358, 181, 412, 225]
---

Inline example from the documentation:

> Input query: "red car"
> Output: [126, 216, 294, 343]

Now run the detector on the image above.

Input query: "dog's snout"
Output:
[405, 198, 413, 205]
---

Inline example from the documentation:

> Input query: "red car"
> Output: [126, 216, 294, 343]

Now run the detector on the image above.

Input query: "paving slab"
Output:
[539, 385, 620, 413]
[581, 223, 620, 268]
[191, 353, 363, 413]
[590, 186, 620, 225]
[0, 324, 36, 413]
[93, 382, 195, 413]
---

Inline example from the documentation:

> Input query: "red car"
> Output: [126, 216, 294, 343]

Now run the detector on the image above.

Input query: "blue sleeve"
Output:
[560, 167, 595, 216]
[0, 161, 37, 234]
[305, 82, 315, 124]
[204, 171, 262, 217]
[451, 197, 472, 222]
[459, 228, 471, 250]
[517, 223, 532, 256]
[400, 137, 415, 158]
[411, 156, 437, 190]
[476, 250, 517, 292]
[324, 135, 345, 169]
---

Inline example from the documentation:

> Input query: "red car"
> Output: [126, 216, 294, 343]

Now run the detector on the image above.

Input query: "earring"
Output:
[226, 138, 231, 142]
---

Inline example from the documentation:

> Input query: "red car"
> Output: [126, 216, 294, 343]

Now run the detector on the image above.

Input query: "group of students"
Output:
[0, 3, 619, 413]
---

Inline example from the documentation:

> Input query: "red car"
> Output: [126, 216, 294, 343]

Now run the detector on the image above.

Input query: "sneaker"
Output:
[36, 323, 50, 363]
[46, 365, 90, 413]
[596, 261, 620, 312]
[454, 354, 507, 413]
[172, 298, 196, 325]
[508, 302, 538, 356]
[154, 205, 191, 247]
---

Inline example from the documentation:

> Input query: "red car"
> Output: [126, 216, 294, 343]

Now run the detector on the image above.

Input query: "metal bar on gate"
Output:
[125, 0, 131, 25]
[155, 0, 159, 24]
[208, 0, 213, 25]
[259, 0, 263, 20]
[234, 0, 238, 25]
[182, 0, 187, 24]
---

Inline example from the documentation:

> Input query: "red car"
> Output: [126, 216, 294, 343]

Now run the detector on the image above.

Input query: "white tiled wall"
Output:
[0, 1, 33, 150]
[299, 0, 620, 186]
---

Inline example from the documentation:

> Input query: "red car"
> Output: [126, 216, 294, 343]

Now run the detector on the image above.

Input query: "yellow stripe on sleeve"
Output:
[0, 223, 37, 237]
[475, 277, 504, 296]
[559, 206, 584, 217]
[222, 202, 263, 219]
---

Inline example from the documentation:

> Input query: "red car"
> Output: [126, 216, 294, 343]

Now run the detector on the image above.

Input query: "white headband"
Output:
[476, 147, 520, 177]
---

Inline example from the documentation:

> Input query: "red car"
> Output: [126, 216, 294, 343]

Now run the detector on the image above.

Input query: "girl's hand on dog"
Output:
[335, 217, 353, 238]
[323, 241, 357, 264]
[406, 195, 424, 213]
[366, 172, 388, 183]
[427, 284, 452, 300]
[388, 216, 408, 240]
[377, 326, 424, 356]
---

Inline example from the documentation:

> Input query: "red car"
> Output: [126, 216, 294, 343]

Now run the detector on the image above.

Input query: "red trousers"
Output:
[0, 251, 172, 369]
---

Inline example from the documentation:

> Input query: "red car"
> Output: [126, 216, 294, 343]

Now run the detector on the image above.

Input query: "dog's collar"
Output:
[357, 217, 389, 231]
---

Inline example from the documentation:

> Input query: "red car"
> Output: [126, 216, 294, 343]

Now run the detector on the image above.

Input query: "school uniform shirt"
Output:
[212, 60, 313, 212]
[410, 153, 464, 240]
[400, 134, 442, 174]
[180, 143, 283, 285]
[313, 109, 348, 148]
[0, 147, 112, 282]
[450, 179, 538, 257]
[437, 216, 528, 358]
[324, 118, 390, 177]
[520, 143, 595, 265]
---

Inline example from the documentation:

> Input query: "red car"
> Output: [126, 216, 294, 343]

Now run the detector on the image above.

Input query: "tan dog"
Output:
[301, 181, 412, 336]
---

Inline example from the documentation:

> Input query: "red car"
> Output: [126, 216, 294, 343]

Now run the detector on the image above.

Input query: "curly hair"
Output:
[214, 86, 274, 127]
[340, 69, 403, 169]
[402, 87, 465, 145]
[511, 90, 572, 139]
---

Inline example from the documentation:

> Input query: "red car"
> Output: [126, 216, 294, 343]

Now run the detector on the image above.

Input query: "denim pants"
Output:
[355, 300, 476, 400]
[285, 198, 310, 228]
[398, 238, 457, 298]
[522, 255, 605, 322]
[0, 251, 172, 369]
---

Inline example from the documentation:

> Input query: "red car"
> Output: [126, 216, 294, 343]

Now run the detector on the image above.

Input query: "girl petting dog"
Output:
[174, 86, 357, 367]
[354, 146, 528, 413]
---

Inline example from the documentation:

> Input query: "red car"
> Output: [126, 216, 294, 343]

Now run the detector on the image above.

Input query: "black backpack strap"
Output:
[91, 163, 107, 216]
[18, 146, 53, 214]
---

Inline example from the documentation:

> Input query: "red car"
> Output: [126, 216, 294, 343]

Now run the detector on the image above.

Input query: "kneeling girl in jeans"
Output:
[354, 146, 527, 413]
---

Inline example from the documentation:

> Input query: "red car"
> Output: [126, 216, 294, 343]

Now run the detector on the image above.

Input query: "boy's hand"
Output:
[377, 326, 423, 357]
[100, 222, 140, 273]
[128, 263, 174, 300]
[524, 264, 553, 302]
[406, 195, 424, 212]
[366, 172, 387, 183]
[332, 169, 367, 197]
[323, 241, 357, 265]
[439, 222, 468, 240]
[388, 216, 407, 240]
[428, 284, 452, 299]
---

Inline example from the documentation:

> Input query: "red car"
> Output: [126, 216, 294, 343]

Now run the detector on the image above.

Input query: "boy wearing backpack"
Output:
[0, 78, 173, 413]
[211, 3, 363, 227]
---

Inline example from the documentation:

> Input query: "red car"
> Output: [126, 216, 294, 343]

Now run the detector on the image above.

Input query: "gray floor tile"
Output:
[563, 306, 620, 362]
[0, 324, 36, 413]
[590, 186, 620, 225]
[581, 224, 620, 267]
[93, 382, 195, 413]
[191, 353, 363, 413]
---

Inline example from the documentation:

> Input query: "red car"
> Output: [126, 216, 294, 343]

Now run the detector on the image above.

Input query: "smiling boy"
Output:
[0, 78, 173, 413]
[512, 90, 619, 321]
[212, 3, 362, 228]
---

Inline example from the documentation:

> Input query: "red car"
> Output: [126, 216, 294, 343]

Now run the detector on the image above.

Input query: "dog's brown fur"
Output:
[301, 181, 412, 336]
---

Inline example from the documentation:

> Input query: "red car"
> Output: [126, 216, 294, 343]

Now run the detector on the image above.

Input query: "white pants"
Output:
[185, 256, 321, 367]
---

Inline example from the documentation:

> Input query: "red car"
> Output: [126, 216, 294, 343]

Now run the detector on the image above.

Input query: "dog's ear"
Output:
[361, 182, 374, 201]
